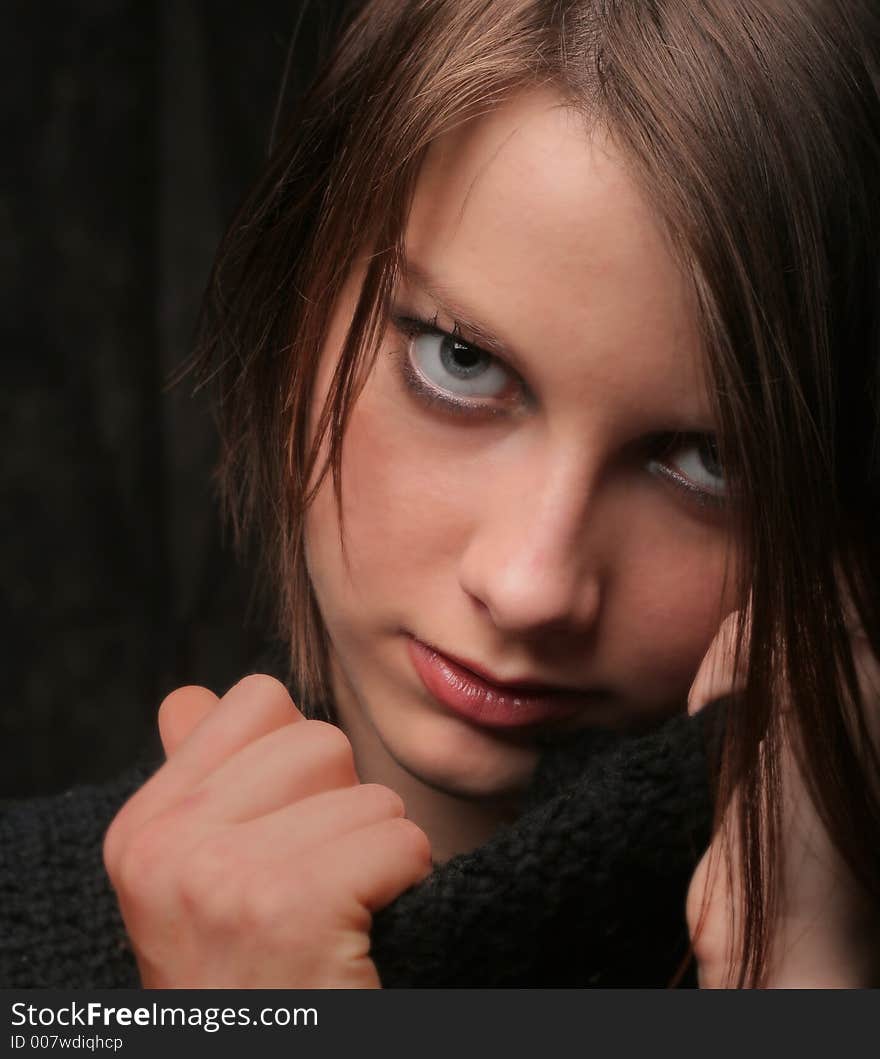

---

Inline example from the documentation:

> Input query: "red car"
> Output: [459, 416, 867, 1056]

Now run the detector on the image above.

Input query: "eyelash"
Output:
[648, 444, 726, 510]
[391, 312, 514, 417]
[389, 311, 728, 511]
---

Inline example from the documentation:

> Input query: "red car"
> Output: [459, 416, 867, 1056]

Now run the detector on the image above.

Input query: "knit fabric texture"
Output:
[0, 706, 719, 988]
[0, 767, 153, 988]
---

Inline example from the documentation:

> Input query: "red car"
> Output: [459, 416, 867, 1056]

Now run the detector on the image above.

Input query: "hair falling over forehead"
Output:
[190, 0, 880, 987]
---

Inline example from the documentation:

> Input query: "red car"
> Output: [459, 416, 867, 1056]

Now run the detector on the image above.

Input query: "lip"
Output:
[407, 636, 595, 730]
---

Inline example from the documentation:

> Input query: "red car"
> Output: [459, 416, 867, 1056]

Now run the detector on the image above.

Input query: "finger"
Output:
[178, 784, 407, 884]
[689, 697, 866, 987]
[158, 686, 220, 757]
[182, 720, 360, 826]
[105, 674, 301, 863]
[312, 816, 433, 914]
[688, 605, 751, 716]
[119, 784, 414, 940]
[687, 818, 742, 988]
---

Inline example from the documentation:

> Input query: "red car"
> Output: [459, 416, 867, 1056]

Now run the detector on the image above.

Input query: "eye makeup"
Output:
[388, 307, 729, 511]
[390, 310, 522, 417]
[647, 437, 728, 510]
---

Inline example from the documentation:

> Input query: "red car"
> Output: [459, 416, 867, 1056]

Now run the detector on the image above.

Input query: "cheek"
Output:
[610, 532, 739, 701]
[304, 368, 471, 621]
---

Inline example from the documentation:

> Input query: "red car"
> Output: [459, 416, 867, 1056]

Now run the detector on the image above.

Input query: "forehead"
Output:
[405, 89, 710, 432]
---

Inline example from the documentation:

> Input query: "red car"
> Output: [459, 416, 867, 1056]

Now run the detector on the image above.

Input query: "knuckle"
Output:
[301, 720, 356, 769]
[235, 672, 294, 707]
[360, 783, 406, 818]
[158, 685, 199, 720]
[388, 817, 432, 869]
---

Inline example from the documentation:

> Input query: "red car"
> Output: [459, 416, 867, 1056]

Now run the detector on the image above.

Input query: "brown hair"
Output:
[190, 0, 880, 986]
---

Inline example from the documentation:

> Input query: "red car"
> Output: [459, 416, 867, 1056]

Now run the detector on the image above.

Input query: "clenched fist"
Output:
[103, 675, 432, 988]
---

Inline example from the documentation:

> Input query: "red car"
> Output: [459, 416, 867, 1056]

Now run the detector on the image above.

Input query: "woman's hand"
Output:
[102, 675, 432, 988]
[686, 608, 879, 987]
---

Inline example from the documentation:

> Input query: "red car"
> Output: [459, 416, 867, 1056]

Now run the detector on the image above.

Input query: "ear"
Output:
[157, 685, 220, 757]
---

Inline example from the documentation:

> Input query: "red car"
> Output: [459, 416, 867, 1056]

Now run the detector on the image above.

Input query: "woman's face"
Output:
[305, 89, 739, 815]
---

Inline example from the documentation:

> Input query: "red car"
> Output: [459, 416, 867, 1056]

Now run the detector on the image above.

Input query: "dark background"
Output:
[1, 1, 349, 799]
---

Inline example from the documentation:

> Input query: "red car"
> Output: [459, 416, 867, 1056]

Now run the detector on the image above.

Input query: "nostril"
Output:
[456, 469, 605, 638]
[460, 562, 602, 638]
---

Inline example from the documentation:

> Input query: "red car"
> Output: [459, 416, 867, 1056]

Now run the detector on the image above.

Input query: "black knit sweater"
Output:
[0, 706, 720, 988]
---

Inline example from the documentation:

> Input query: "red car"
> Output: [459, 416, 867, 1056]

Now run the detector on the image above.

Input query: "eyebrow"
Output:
[398, 254, 717, 434]
[398, 255, 530, 373]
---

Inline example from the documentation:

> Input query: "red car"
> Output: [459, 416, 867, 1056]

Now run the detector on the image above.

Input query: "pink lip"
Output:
[407, 636, 593, 730]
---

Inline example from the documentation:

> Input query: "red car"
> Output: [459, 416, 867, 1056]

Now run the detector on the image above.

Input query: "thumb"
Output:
[157, 685, 220, 757]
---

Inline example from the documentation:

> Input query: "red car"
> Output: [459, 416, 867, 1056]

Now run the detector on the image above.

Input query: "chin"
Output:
[383, 721, 541, 802]
[407, 761, 533, 802]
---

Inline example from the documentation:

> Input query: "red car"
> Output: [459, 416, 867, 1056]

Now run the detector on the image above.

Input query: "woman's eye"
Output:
[405, 327, 512, 400]
[649, 435, 727, 507]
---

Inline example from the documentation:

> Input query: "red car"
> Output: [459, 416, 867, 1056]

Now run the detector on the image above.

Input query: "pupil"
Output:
[441, 337, 484, 377]
[700, 437, 723, 478]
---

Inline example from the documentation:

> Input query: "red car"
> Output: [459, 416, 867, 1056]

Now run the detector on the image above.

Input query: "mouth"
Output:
[406, 635, 599, 730]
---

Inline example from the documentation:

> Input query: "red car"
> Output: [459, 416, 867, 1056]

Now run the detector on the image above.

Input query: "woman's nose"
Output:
[456, 451, 604, 639]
